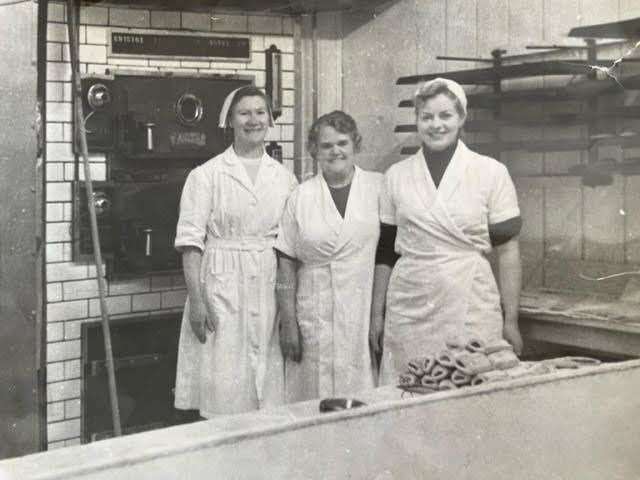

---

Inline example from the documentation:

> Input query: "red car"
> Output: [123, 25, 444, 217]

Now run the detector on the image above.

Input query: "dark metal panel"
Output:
[0, 3, 41, 459]
[80, 314, 187, 443]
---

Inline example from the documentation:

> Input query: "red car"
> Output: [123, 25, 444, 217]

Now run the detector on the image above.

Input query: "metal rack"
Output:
[394, 19, 640, 183]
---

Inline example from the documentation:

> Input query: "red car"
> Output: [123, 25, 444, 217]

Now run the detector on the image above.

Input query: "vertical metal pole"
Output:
[36, 0, 49, 452]
[581, 38, 599, 261]
[65, 0, 122, 438]
[311, 11, 319, 176]
[491, 49, 506, 161]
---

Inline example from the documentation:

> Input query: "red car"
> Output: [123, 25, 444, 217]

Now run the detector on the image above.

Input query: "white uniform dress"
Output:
[174, 146, 297, 417]
[379, 141, 520, 384]
[275, 166, 382, 402]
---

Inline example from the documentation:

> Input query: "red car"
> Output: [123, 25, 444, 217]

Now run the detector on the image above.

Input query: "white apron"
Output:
[174, 147, 297, 417]
[379, 142, 518, 385]
[276, 167, 382, 401]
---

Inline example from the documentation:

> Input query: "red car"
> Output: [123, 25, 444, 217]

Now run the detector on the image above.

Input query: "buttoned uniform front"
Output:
[174, 146, 297, 417]
[378, 140, 520, 384]
[275, 166, 382, 401]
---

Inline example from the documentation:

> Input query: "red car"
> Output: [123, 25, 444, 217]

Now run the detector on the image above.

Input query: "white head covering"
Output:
[414, 77, 467, 115]
[218, 86, 275, 128]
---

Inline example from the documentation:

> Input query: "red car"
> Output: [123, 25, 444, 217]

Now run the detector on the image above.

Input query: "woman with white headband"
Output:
[370, 78, 523, 384]
[173, 86, 297, 417]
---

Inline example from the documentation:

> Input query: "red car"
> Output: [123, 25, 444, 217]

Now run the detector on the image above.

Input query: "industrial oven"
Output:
[73, 71, 252, 277]
[81, 313, 184, 442]
[74, 72, 253, 441]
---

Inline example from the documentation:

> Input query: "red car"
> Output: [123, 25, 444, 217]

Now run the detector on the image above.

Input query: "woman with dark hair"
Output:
[173, 86, 297, 417]
[276, 110, 382, 402]
[370, 78, 523, 385]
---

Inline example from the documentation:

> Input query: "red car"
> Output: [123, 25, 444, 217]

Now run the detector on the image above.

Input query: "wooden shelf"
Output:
[396, 118, 584, 133]
[569, 16, 640, 39]
[399, 75, 640, 109]
[400, 135, 640, 156]
[395, 107, 640, 133]
[396, 60, 615, 85]
[520, 289, 640, 357]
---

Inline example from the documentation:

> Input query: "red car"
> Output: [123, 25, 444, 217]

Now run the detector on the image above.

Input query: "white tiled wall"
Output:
[45, 1, 296, 448]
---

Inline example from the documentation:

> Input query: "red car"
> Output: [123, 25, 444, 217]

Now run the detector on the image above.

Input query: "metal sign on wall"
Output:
[109, 29, 251, 62]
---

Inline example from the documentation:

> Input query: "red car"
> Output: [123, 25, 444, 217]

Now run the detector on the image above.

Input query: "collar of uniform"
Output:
[317, 164, 360, 230]
[317, 163, 360, 188]
[221, 145, 276, 169]
[219, 145, 277, 196]
[420, 139, 469, 201]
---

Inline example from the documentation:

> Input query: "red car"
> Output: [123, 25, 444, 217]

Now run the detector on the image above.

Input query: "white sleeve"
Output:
[174, 167, 212, 252]
[488, 164, 520, 225]
[379, 171, 397, 225]
[274, 190, 300, 259]
[288, 170, 299, 192]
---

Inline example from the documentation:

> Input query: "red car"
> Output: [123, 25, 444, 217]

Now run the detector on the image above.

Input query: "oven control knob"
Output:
[87, 83, 111, 109]
[93, 191, 111, 216]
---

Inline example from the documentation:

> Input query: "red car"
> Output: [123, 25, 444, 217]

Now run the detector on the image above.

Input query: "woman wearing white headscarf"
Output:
[173, 86, 297, 417]
[370, 78, 523, 384]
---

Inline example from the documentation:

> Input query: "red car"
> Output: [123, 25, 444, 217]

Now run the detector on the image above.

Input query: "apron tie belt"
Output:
[205, 236, 276, 252]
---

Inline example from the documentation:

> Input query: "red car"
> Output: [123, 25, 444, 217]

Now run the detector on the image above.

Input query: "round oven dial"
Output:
[87, 83, 111, 109]
[175, 93, 204, 126]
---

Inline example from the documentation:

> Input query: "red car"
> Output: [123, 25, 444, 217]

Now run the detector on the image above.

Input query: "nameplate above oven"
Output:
[110, 29, 251, 62]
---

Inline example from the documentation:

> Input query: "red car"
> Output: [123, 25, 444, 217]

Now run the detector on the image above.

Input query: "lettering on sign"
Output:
[170, 132, 207, 148]
[111, 30, 251, 61]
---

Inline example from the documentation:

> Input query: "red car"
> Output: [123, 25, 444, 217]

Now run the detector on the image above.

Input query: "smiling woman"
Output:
[275, 111, 382, 402]
[415, 80, 466, 153]
[371, 78, 524, 386]
[307, 111, 362, 188]
[228, 93, 272, 160]
[172, 86, 297, 418]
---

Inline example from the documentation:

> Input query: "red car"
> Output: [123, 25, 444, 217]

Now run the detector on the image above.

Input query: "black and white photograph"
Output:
[1, 0, 639, 478]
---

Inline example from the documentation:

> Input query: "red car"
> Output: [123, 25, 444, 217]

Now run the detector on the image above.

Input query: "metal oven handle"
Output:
[89, 353, 165, 376]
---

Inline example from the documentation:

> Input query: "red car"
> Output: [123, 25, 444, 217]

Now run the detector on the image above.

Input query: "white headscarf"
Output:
[218, 86, 275, 128]
[415, 77, 467, 115]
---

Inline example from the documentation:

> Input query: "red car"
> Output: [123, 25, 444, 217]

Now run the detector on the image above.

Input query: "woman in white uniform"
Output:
[370, 78, 523, 385]
[173, 86, 297, 417]
[276, 111, 382, 402]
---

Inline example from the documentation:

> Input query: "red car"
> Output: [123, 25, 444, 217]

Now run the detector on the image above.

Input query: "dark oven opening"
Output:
[81, 313, 198, 443]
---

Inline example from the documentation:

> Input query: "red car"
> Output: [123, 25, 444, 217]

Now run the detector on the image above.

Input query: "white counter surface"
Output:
[2, 359, 640, 479]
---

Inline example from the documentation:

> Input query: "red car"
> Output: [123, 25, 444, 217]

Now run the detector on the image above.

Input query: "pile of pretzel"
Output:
[398, 337, 520, 393]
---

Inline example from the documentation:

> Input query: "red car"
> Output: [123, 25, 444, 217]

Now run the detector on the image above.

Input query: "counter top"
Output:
[3, 359, 640, 480]
[519, 289, 640, 356]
